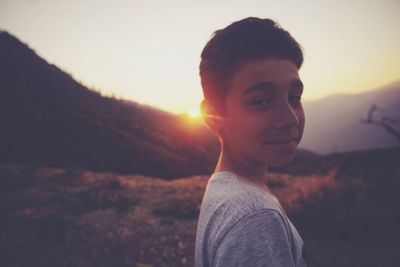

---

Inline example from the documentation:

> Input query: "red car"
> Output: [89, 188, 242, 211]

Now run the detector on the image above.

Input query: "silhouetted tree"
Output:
[360, 104, 400, 143]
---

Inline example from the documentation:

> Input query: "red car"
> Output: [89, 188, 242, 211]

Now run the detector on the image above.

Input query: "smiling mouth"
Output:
[263, 138, 299, 145]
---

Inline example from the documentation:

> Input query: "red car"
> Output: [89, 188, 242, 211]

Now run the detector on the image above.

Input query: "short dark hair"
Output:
[200, 17, 303, 113]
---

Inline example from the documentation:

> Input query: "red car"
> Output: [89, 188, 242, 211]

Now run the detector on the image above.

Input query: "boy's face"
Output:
[219, 58, 305, 167]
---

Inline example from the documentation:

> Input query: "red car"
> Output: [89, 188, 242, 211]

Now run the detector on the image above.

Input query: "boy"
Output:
[195, 18, 309, 267]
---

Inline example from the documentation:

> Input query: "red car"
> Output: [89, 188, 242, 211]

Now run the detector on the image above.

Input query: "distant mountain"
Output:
[0, 31, 219, 179]
[301, 82, 400, 154]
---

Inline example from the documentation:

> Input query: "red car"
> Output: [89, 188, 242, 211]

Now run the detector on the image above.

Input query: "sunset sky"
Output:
[1, 0, 399, 114]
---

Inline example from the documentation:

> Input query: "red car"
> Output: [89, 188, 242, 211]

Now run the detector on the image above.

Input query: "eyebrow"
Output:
[242, 79, 304, 96]
[242, 82, 277, 96]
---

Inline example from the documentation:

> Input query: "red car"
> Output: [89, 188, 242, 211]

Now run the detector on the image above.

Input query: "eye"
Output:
[250, 97, 271, 106]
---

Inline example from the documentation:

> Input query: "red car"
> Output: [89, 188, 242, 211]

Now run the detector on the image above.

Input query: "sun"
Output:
[187, 107, 201, 119]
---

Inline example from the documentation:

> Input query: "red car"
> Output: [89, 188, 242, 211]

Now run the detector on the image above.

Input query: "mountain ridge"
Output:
[301, 81, 400, 154]
[0, 31, 219, 179]
[1, 30, 398, 177]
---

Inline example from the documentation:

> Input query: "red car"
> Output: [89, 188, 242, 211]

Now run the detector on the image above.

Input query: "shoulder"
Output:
[203, 171, 280, 212]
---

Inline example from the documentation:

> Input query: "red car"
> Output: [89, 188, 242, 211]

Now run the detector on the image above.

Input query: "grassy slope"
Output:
[2, 147, 399, 267]
[0, 31, 219, 179]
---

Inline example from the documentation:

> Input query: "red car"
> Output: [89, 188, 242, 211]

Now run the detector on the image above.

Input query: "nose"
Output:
[275, 102, 300, 129]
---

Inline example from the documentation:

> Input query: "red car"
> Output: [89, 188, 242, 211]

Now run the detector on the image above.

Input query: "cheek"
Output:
[224, 113, 265, 143]
[224, 115, 256, 139]
[296, 108, 305, 136]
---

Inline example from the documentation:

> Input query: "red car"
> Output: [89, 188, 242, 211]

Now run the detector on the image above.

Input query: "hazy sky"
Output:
[1, 0, 399, 114]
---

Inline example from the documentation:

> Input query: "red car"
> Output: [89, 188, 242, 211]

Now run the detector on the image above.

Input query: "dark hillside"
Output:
[284, 147, 399, 179]
[0, 31, 219, 179]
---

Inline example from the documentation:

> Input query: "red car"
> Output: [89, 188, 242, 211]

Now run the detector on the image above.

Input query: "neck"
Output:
[214, 141, 271, 192]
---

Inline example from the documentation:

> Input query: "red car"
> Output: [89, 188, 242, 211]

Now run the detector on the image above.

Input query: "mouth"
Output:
[263, 138, 299, 145]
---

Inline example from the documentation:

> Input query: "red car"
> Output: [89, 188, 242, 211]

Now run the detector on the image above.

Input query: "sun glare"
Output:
[187, 107, 201, 118]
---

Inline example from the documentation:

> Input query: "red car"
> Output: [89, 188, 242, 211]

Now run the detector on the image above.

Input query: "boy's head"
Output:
[199, 17, 305, 167]
[200, 17, 303, 114]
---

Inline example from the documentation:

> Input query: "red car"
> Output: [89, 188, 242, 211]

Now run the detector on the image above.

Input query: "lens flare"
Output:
[187, 108, 201, 118]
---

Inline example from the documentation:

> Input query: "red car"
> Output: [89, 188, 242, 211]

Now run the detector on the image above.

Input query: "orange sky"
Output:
[1, 0, 399, 114]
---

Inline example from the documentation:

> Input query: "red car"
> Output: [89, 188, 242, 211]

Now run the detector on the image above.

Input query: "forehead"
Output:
[228, 58, 300, 96]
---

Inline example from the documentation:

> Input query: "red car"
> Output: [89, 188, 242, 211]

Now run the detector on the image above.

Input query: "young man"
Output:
[195, 18, 309, 267]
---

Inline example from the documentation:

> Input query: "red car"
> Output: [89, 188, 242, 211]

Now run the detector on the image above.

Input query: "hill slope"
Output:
[1, 147, 399, 267]
[0, 31, 219, 179]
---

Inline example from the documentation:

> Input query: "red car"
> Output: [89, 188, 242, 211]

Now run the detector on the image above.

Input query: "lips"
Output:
[263, 138, 299, 145]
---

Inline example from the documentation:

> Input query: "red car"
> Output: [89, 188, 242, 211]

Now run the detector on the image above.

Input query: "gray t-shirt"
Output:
[195, 171, 308, 267]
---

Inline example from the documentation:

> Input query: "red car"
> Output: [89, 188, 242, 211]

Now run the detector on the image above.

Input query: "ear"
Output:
[200, 99, 224, 132]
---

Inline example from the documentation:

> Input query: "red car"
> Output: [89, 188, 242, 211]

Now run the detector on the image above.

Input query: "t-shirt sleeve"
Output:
[213, 209, 296, 267]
